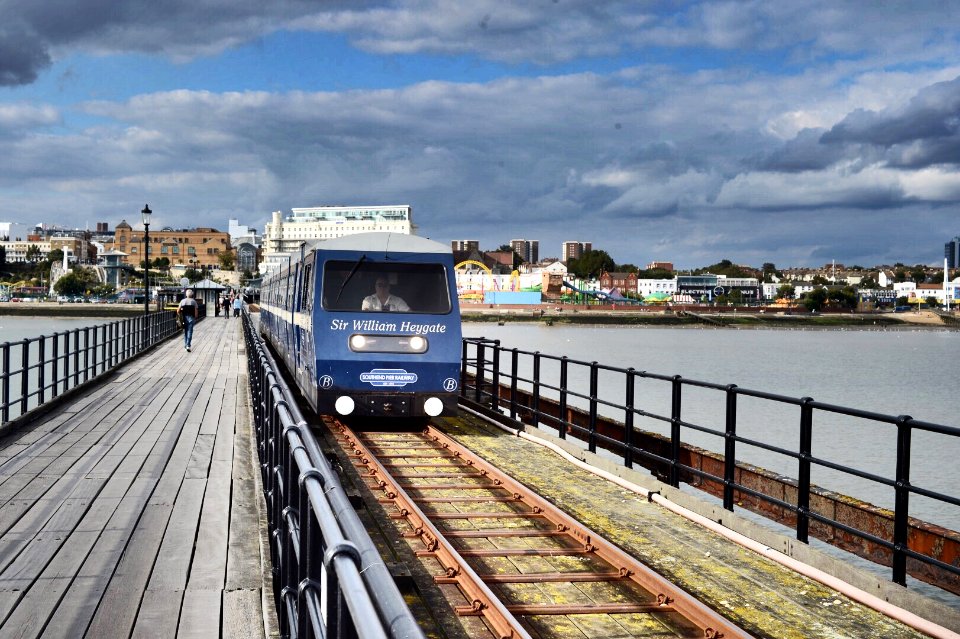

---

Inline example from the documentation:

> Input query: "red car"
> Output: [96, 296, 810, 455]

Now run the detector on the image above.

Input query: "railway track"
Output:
[328, 418, 752, 639]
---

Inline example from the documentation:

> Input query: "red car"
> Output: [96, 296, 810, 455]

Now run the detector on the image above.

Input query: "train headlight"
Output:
[335, 396, 355, 415]
[349, 334, 429, 353]
[424, 397, 444, 417]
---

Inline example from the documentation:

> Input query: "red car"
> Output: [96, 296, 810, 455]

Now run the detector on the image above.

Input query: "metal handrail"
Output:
[241, 310, 424, 639]
[460, 336, 960, 592]
[0, 311, 178, 426]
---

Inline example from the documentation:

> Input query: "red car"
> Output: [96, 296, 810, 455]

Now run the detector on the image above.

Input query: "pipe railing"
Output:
[1, 311, 178, 426]
[242, 310, 424, 639]
[460, 336, 960, 592]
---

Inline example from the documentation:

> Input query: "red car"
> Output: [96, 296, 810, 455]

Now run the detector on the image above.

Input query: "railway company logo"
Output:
[360, 368, 418, 387]
[443, 378, 458, 392]
[319, 375, 334, 389]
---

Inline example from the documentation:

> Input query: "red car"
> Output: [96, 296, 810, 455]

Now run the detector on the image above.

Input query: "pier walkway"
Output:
[0, 317, 272, 638]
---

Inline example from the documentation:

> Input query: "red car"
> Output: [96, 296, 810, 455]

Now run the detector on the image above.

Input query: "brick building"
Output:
[107, 220, 231, 269]
[599, 271, 638, 293]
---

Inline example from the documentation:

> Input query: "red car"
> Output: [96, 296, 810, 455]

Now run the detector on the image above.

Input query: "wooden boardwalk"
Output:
[0, 316, 273, 638]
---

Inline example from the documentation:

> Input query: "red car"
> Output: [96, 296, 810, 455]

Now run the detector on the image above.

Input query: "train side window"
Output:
[302, 263, 313, 311]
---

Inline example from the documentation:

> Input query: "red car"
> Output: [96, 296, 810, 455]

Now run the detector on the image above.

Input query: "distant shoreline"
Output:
[460, 305, 959, 330]
[0, 303, 149, 318]
[3, 302, 955, 330]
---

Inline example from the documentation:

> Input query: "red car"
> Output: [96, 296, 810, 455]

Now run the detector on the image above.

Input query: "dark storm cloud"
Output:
[758, 128, 850, 172]
[820, 76, 960, 169]
[0, 0, 373, 86]
[0, 27, 51, 85]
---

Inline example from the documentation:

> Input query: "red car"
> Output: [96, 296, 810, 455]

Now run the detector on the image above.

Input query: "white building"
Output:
[636, 279, 678, 297]
[260, 205, 414, 274]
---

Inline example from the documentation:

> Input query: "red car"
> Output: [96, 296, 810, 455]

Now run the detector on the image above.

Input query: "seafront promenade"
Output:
[0, 317, 273, 638]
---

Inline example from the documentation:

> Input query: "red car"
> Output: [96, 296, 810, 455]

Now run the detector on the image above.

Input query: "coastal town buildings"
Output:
[510, 239, 539, 264]
[562, 241, 592, 261]
[261, 204, 413, 274]
[451, 240, 479, 252]
[228, 218, 262, 274]
[265, 205, 413, 254]
[0, 236, 89, 264]
[947, 236, 960, 269]
[105, 221, 231, 271]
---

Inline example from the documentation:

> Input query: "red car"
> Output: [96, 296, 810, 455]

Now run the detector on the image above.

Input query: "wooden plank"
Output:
[186, 434, 216, 479]
[83, 504, 174, 638]
[146, 477, 206, 592]
[131, 590, 183, 639]
[187, 463, 231, 592]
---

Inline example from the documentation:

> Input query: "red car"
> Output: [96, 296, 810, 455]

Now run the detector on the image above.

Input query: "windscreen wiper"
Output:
[335, 254, 366, 304]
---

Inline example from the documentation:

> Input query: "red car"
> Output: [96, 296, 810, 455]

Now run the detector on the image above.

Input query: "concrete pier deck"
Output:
[0, 317, 273, 638]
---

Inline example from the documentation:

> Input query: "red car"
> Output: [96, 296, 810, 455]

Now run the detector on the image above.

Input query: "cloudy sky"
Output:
[1, 1, 959, 268]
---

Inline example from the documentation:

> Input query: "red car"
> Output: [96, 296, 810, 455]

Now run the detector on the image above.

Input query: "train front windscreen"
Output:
[321, 260, 452, 314]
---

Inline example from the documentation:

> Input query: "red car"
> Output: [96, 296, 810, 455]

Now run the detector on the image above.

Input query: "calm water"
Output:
[462, 323, 960, 526]
[0, 316, 121, 343]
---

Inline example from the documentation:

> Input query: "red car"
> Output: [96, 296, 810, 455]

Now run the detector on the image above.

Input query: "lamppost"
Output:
[141, 204, 152, 322]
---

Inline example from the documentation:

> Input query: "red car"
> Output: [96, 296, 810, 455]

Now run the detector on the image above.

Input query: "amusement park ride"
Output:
[454, 260, 524, 300]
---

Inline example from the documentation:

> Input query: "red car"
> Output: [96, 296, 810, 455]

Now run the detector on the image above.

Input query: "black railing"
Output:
[460, 337, 960, 592]
[242, 311, 424, 639]
[1, 311, 178, 426]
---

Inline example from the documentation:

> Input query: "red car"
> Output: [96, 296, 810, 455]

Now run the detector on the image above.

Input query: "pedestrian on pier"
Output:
[177, 289, 199, 352]
[221, 295, 229, 318]
[232, 295, 242, 317]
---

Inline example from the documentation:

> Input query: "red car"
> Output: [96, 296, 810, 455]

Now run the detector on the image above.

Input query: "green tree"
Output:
[910, 266, 927, 284]
[184, 268, 203, 283]
[636, 267, 674, 279]
[54, 268, 99, 297]
[694, 259, 757, 279]
[761, 262, 780, 282]
[802, 287, 828, 312]
[811, 274, 829, 286]
[25, 245, 42, 263]
[858, 276, 878, 290]
[925, 296, 938, 307]
[47, 249, 64, 265]
[567, 250, 616, 279]
[218, 250, 236, 271]
[828, 286, 858, 309]
[776, 284, 796, 299]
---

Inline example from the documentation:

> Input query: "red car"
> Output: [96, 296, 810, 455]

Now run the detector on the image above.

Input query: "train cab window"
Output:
[322, 260, 451, 314]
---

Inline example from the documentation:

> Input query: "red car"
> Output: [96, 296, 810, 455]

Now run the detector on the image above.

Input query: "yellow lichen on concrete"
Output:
[435, 415, 935, 639]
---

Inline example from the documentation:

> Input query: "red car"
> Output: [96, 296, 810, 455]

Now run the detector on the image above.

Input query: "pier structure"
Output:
[0, 318, 272, 638]
[0, 316, 957, 637]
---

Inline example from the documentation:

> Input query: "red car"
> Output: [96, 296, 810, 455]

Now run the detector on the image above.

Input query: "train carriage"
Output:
[259, 232, 462, 418]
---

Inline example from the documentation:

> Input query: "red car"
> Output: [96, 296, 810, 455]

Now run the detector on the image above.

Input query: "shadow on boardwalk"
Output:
[0, 317, 272, 638]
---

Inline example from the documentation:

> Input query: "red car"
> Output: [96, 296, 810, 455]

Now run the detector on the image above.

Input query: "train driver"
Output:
[362, 276, 410, 312]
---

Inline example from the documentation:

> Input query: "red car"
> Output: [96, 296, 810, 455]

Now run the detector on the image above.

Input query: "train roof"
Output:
[312, 232, 452, 255]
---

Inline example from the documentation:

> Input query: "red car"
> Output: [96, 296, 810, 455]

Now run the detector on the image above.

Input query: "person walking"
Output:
[221, 295, 229, 318]
[232, 295, 242, 317]
[177, 289, 199, 352]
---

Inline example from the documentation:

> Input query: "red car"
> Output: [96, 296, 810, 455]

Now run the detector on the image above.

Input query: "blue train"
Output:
[258, 232, 462, 418]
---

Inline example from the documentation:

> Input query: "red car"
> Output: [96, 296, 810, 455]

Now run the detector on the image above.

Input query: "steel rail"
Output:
[336, 421, 754, 639]
[334, 420, 531, 639]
